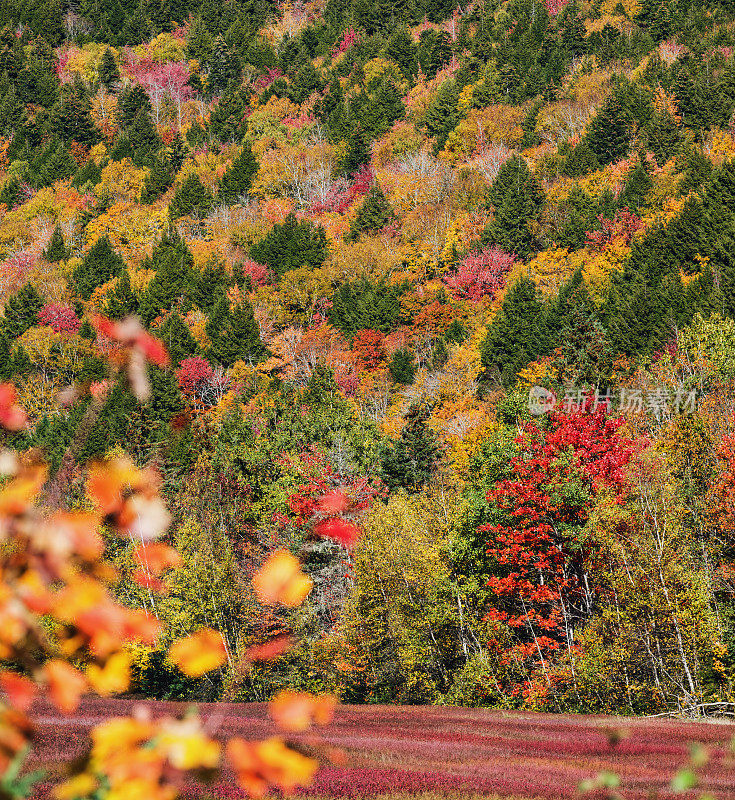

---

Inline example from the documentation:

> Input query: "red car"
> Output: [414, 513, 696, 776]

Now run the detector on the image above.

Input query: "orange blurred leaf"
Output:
[252, 549, 312, 607]
[0, 672, 36, 713]
[269, 690, 336, 732]
[0, 465, 48, 516]
[244, 634, 293, 662]
[132, 542, 182, 574]
[43, 660, 87, 714]
[168, 629, 227, 677]
[86, 652, 131, 696]
[226, 736, 317, 797]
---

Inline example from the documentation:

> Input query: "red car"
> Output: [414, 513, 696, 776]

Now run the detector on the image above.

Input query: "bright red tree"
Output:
[480, 403, 634, 701]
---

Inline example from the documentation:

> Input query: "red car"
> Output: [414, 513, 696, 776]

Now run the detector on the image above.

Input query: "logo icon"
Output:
[528, 386, 556, 415]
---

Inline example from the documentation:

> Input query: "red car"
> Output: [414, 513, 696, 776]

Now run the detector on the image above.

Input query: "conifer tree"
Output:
[11, 344, 32, 376]
[585, 92, 632, 166]
[100, 48, 120, 90]
[43, 224, 68, 262]
[206, 297, 267, 367]
[0, 334, 12, 380]
[103, 269, 139, 319]
[73, 235, 125, 299]
[217, 143, 258, 205]
[338, 123, 370, 177]
[563, 140, 600, 178]
[72, 157, 102, 191]
[169, 173, 213, 219]
[618, 156, 653, 212]
[388, 348, 415, 384]
[209, 86, 248, 143]
[190, 260, 228, 312]
[117, 84, 152, 128]
[128, 107, 163, 166]
[141, 157, 173, 204]
[3, 283, 43, 340]
[480, 275, 549, 386]
[0, 177, 22, 210]
[250, 213, 328, 277]
[386, 27, 418, 79]
[139, 229, 196, 323]
[38, 140, 77, 187]
[423, 78, 459, 153]
[159, 311, 199, 367]
[348, 184, 396, 240]
[381, 404, 440, 492]
[482, 156, 544, 257]
[49, 80, 99, 147]
[147, 364, 184, 424]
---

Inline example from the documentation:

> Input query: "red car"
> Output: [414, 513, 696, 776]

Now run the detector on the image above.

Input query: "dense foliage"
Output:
[3, 0, 735, 721]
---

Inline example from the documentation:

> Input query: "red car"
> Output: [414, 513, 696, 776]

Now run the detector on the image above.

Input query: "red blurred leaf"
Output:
[314, 518, 360, 547]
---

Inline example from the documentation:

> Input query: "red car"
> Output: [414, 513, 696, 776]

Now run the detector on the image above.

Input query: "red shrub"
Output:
[176, 356, 214, 392]
[351, 329, 385, 371]
[444, 246, 516, 302]
[239, 259, 272, 288]
[38, 303, 81, 334]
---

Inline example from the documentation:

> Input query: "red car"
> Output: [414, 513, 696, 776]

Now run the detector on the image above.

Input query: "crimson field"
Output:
[29, 699, 735, 799]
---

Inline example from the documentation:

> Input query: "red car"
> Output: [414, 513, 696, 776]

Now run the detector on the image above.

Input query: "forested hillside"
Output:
[2, 0, 735, 717]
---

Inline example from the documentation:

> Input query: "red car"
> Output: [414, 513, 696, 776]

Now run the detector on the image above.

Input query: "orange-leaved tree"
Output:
[0, 315, 354, 799]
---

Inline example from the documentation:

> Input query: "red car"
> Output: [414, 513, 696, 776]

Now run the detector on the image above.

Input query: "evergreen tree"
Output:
[190, 259, 228, 312]
[0, 334, 12, 380]
[3, 283, 43, 340]
[159, 311, 199, 367]
[206, 297, 267, 367]
[480, 275, 550, 386]
[169, 173, 213, 219]
[388, 347, 415, 384]
[328, 279, 404, 337]
[73, 236, 125, 300]
[482, 156, 544, 257]
[618, 156, 653, 212]
[100, 48, 121, 90]
[250, 213, 329, 277]
[348, 184, 396, 240]
[49, 80, 100, 147]
[217, 142, 258, 205]
[338, 123, 370, 177]
[128, 106, 163, 166]
[43, 224, 68, 262]
[209, 85, 248, 143]
[167, 133, 188, 174]
[38, 140, 77, 187]
[72, 157, 102, 191]
[381, 404, 440, 492]
[423, 78, 459, 153]
[0, 176, 22, 210]
[11, 344, 32, 376]
[103, 269, 139, 319]
[563, 140, 600, 178]
[585, 91, 633, 166]
[140, 156, 173, 203]
[206, 37, 240, 97]
[117, 83, 152, 128]
[186, 16, 213, 63]
[139, 229, 196, 323]
[646, 109, 681, 166]
[385, 27, 418, 78]
[147, 364, 184, 423]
